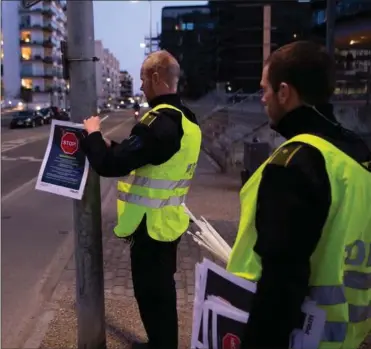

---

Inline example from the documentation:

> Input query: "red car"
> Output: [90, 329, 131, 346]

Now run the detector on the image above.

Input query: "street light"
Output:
[131, 0, 152, 54]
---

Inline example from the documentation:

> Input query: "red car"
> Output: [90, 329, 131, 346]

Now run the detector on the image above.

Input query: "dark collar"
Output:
[272, 104, 340, 140]
[148, 94, 182, 108]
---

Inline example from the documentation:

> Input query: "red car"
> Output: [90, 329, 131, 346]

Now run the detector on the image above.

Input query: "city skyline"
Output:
[93, 0, 206, 93]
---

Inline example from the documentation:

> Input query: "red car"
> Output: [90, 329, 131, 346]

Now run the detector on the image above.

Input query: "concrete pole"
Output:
[367, 65, 371, 106]
[66, 1, 106, 348]
[326, 0, 336, 58]
[149, 0, 153, 53]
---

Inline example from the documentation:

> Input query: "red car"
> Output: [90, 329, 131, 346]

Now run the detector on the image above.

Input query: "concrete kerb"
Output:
[20, 178, 117, 349]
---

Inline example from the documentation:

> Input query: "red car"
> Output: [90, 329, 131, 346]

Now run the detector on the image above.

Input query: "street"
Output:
[1, 110, 137, 348]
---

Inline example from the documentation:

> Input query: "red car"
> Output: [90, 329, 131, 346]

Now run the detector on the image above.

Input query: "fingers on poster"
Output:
[35, 119, 89, 200]
[191, 258, 326, 349]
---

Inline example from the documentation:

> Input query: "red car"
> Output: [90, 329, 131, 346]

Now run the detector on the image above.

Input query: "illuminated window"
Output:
[21, 79, 33, 89]
[180, 22, 194, 31]
[21, 47, 32, 60]
[21, 31, 31, 42]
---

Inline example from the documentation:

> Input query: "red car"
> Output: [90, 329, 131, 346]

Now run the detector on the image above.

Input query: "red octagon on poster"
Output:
[61, 132, 78, 155]
[222, 333, 241, 349]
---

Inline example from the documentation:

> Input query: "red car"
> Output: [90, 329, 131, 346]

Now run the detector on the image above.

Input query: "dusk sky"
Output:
[93, 1, 206, 93]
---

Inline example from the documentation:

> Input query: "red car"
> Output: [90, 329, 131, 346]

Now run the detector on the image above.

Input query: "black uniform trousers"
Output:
[130, 218, 180, 349]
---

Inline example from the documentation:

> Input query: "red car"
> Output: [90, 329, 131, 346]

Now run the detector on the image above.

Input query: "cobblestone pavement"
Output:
[39, 151, 242, 348]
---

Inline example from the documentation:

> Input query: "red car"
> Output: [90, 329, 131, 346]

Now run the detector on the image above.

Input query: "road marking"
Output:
[2, 155, 43, 162]
[104, 117, 133, 137]
[1, 119, 133, 204]
[11, 179, 116, 349]
[1, 155, 43, 162]
[1, 135, 49, 154]
[1, 155, 18, 161]
[1, 177, 38, 203]
[1, 114, 125, 154]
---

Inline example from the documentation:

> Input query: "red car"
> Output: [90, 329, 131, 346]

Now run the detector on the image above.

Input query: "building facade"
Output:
[119, 70, 133, 100]
[1, 28, 4, 99]
[144, 35, 160, 57]
[311, 0, 371, 97]
[161, 5, 216, 99]
[209, 0, 312, 94]
[2, 0, 68, 107]
[94, 40, 120, 108]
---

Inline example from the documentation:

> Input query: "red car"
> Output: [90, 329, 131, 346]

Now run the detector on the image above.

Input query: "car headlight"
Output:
[26, 118, 31, 122]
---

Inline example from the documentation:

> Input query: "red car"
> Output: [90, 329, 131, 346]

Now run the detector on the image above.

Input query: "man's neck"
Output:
[149, 93, 180, 108]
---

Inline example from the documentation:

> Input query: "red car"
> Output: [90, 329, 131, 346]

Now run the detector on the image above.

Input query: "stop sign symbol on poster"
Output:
[222, 333, 241, 349]
[61, 132, 78, 155]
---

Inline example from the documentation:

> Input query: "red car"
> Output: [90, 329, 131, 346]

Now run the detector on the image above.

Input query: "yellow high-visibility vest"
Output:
[114, 103, 202, 241]
[227, 134, 371, 349]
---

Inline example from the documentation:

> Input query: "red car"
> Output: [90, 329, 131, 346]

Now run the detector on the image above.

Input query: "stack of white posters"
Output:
[191, 258, 327, 349]
[191, 258, 256, 349]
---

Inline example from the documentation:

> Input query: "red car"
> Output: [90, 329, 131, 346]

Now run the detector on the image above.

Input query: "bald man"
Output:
[82, 50, 202, 349]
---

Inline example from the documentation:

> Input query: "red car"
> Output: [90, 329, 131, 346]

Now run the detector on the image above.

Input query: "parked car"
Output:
[38, 107, 53, 124]
[9, 110, 45, 128]
[49, 106, 70, 121]
[59, 109, 71, 121]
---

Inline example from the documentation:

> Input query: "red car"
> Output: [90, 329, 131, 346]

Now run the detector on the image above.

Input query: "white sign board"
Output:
[35, 120, 89, 200]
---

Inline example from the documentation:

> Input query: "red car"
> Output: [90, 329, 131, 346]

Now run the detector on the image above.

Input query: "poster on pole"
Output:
[35, 119, 89, 200]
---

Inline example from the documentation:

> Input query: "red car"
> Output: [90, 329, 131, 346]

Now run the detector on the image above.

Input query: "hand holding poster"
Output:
[192, 258, 326, 349]
[35, 119, 89, 200]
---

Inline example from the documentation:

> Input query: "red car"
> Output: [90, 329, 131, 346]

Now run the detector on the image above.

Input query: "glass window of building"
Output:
[21, 31, 31, 42]
[21, 79, 32, 89]
[21, 47, 32, 60]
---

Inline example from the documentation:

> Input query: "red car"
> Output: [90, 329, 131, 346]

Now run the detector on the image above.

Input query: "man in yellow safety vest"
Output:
[227, 41, 371, 349]
[82, 50, 202, 349]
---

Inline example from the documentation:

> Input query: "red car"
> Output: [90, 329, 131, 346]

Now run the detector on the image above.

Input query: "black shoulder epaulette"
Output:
[140, 110, 159, 126]
[268, 143, 304, 167]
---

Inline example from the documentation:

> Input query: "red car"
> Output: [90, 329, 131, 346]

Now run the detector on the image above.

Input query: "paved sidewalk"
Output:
[33, 151, 242, 349]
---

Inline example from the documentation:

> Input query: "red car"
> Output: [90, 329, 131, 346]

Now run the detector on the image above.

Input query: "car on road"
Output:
[38, 107, 53, 124]
[45, 106, 71, 121]
[9, 110, 45, 129]
[59, 108, 71, 121]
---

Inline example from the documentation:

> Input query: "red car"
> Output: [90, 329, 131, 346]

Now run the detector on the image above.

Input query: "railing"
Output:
[196, 91, 371, 172]
[194, 89, 271, 171]
[20, 39, 44, 45]
[20, 55, 43, 61]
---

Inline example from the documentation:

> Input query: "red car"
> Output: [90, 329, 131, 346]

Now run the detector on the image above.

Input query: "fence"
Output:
[191, 94, 371, 172]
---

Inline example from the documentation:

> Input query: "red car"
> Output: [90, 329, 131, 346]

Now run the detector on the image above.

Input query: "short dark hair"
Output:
[265, 41, 335, 105]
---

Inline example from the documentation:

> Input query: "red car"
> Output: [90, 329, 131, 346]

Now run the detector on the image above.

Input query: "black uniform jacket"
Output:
[243, 104, 371, 348]
[81, 94, 198, 177]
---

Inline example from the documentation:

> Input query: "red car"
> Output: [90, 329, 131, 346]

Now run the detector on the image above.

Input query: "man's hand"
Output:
[84, 115, 101, 134]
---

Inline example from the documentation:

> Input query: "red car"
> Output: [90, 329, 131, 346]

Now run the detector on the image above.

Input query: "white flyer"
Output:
[35, 119, 89, 200]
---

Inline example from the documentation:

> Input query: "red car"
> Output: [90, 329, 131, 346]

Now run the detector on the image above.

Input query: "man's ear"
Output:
[152, 72, 160, 85]
[278, 82, 290, 104]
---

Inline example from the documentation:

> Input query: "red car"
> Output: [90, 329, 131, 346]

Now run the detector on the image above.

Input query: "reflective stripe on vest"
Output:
[120, 174, 191, 190]
[117, 191, 186, 208]
[323, 322, 347, 342]
[310, 270, 371, 305]
[115, 103, 202, 242]
[117, 174, 190, 208]
[226, 134, 371, 348]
